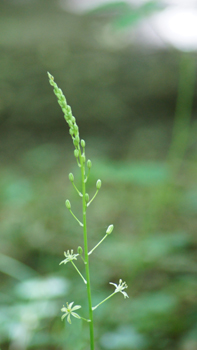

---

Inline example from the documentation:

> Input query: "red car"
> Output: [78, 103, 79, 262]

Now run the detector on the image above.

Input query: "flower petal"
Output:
[71, 312, 81, 319]
[71, 305, 81, 311]
[121, 291, 129, 299]
[61, 314, 67, 321]
[109, 282, 118, 288]
[68, 301, 74, 309]
[67, 314, 72, 324]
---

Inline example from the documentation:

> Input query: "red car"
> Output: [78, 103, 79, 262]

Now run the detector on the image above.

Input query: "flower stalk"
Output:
[48, 73, 128, 350]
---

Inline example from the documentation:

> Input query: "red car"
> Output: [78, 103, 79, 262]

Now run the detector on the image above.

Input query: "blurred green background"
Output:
[0, 1, 197, 350]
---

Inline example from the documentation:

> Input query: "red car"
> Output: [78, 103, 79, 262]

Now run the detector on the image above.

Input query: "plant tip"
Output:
[65, 199, 71, 209]
[69, 173, 74, 182]
[96, 179, 102, 190]
[87, 159, 92, 168]
[106, 224, 114, 234]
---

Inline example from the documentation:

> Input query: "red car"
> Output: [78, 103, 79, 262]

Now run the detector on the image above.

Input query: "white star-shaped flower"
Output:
[109, 279, 129, 299]
[61, 302, 81, 324]
[59, 249, 79, 265]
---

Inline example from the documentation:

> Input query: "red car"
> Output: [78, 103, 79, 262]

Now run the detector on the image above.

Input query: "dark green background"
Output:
[0, 1, 197, 350]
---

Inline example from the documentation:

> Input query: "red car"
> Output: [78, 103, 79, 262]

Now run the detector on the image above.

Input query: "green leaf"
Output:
[87, 1, 130, 15]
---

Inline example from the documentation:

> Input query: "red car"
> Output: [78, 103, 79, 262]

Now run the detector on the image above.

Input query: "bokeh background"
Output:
[0, 1, 197, 349]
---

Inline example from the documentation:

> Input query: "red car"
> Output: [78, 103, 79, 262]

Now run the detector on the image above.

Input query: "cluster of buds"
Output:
[47, 72, 80, 150]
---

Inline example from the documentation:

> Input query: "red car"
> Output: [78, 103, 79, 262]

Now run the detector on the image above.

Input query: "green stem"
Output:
[68, 208, 83, 227]
[167, 52, 196, 173]
[72, 182, 83, 197]
[142, 53, 196, 234]
[80, 151, 94, 350]
[87, 190, 99, 207]
[88, 234, 108, 255]
[70, 260, 87, 284]
[80, 316, 91, 323]
[92, 292, 116, 311]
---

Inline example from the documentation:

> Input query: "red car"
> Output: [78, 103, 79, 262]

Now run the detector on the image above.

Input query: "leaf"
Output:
[87, 1, 130, 15]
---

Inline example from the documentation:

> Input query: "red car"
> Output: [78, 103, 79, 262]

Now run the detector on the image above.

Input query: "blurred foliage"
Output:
[88, 0, 162, 29]
[0, 1, 197, 350]
[1, 140, 197, 350]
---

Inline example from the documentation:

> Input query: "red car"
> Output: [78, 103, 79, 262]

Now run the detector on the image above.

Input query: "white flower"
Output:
[61, 302, 81, 324]
[109, 279, 129, 299]
[59, 249, 78, 265]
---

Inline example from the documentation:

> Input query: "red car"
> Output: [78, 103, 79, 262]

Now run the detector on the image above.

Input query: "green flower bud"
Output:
[85, 193, 89, 203]
[65, 199, 71, 209]
[73, 124, 78, 133]
[77, 246, 83, 255]
[68, 123, 73, 131]
[66, 105, 72, 114]
[67, 111, 72, 118]
[81, 154, 86, 163]
[87, 159, 92, 169]
[69, 173, 74, 182]
[74, 149, 79, 158]
[75, 135, 79, 143]
[81, 139, 85, 148]
[73, 138, 79, 147]
[106, 224, 114, 235]
[96, 179, 102, 190]
[58, 100, 64, 108]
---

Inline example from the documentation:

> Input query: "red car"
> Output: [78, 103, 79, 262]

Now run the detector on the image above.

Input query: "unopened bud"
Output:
[74, 149, 79, 158]
[81, 154, 86, 163]
[106, 224, 114, 235]
[66, 105, 72, 114]
[96, 179, 102, 190]
[73, 124, 78, 133]
[65, 199, 71, 209]
[69, 173, 74, 182]
[69, 128, 74, 137]
[85, 193, 89, 203]
[73, 138, 79, 147]
[87, 159, 92, 169]
[81, 139, 85, 148]
[77, 246, 83, 255]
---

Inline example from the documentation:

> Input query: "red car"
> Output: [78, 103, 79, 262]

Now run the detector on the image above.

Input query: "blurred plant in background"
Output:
[0, 1, 197, 350]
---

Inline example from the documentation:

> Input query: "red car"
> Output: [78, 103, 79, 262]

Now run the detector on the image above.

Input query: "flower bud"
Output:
[65, 199, 71, 209]
[77, 246, 83, 255]
[106, 224, 114, 235]
[85, 193, 89, 203]
[96, 179, 102, 190]
[73, 138, 79, 147]
[81, 139, 85, 148]
[69, 128, 74, 136]
[74, 149, 79, 158]
[66, 105, 72, 114]
[87, 159, 92, 169]
[69, 173, 74, 182]
[73, 124, 78, 133]
[75, 135, 79, 143]
[81, 154, 86, 163]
